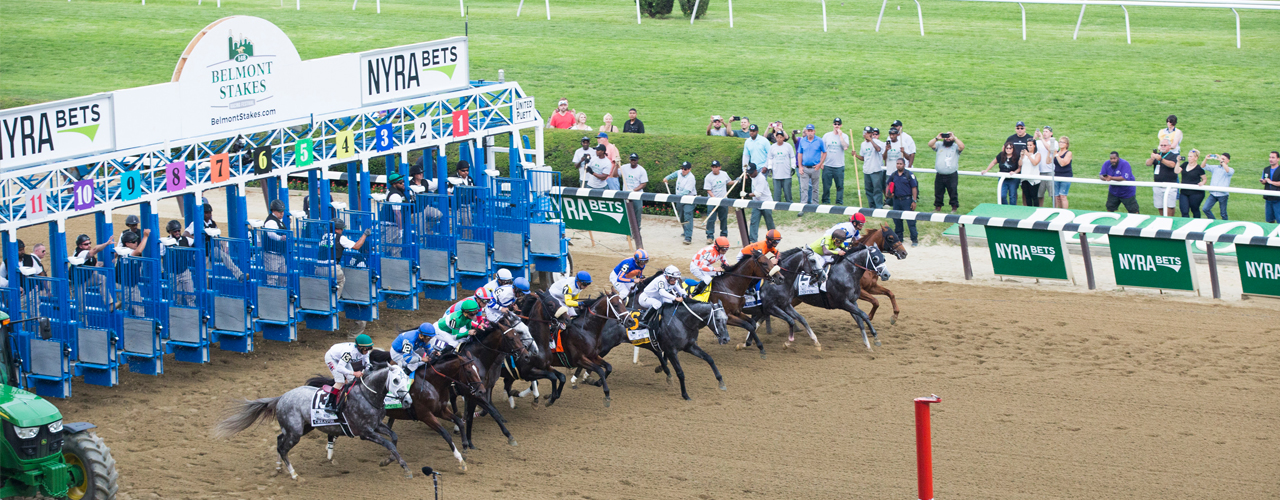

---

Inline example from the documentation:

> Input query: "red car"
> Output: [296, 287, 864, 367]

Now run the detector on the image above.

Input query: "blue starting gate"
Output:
[210, 236, 256, 352]
[454, 186, 492, 291]
[295, 218, 340, 331]
[414, 192, 456, 302]
[70, 265, 119, 387]
[16, 277, 75, 398]
[338, 210, 380, 323]
[162, 245, 209, 364]
[118, 256, 164, 376]
[526, 168, 570, 273]
[253, 223, 298, 343]
[491, 177, 530, 280]
[377, 198, 419, 310]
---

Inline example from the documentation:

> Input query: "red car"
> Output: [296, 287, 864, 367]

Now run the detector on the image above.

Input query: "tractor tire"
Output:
[62, 431, 119, 500]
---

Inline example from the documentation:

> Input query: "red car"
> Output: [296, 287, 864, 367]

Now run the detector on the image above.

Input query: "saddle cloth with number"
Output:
[310, 388, 355, 437]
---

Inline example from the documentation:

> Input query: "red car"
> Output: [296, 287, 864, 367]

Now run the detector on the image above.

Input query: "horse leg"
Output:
[687, 343, 727, 391]
[667, 348, 692, 400]
[463, 398, 477, 450]
[276, 428, 303, 480]
[787, 305, 821, 350]
[647, 343, 672, 383]
[479, 397, 518, 446]
[424, 412, 466, 472]
[360, 430, 411, 478]
[845, 299, 880, 349]
[570, 367, 585, 388]
[767, 303, 801, 350]
[859, 289, 881, 322]
[503, 376, 517, 409]
[545, 370, 567, 406]
[869, 282, 899, 324]
[326, 434, 338, 464]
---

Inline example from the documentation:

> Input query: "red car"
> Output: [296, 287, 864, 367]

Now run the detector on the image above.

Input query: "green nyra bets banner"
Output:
[984, 226, 1072, 281]
[1108, 235, 1198, 292]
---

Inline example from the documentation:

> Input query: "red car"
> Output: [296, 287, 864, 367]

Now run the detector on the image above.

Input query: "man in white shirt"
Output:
[1034, 126, 1059, 206]
[855, 127, 887, 209]
[821, 118, 851, 204]
[663, 162, 698, 244]
[571, 136, 593, 187]
[620, 153, 649, 228]
[743, 163, 775, 242]
[707, 115, 732, 137]
[702, 161, 736, 244]
[768, 131, 796, 203]
[584, 145, 612, 189]
[891, 120, 917, 168]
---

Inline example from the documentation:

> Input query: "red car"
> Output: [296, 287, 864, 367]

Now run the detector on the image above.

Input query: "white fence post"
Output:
[1232, 8, 1240, 48]
[296, 0, 300, 10]
[691, 0, 700, 24]
[876, 0, 888, 31]
[729, 0, 734, 27]
[376, 0, 380, 13]
[636, 0, 643, 23]
[1122, 5, 1131, 44]
[546, 0, 551, 20]
[915, 0, 925, 35]
[1074, 3, 1086, 39]
[1020, 3, 1026, 40]
[822, 0, 829, 32]
[352, 0, 358, 10]
[517, 0, 524, 16]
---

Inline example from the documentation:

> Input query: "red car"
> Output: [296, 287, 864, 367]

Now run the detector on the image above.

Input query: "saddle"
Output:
[311, 386, 355, 437]
[681, 278, 711, 302]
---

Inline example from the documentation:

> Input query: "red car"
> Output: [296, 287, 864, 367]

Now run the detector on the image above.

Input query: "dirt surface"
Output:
[38, 238, 1279, 499]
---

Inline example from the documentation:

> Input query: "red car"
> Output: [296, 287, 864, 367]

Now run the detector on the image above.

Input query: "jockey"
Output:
[484, 268, 515, 296]
[610, 249, 649, 298]
[511, 277, 531, 299]
[323, 334, 374, 409]
[391, 323, 435, 374]
[549, 271, 592, 320]
[483, 286, 516, 322]
[447, 287, 492, 315]
[740, 229, 783, 267]
[827, 213, 866, 250]
[806, 228, 850, 284]
[638, 265, 686, 327]
[431, 299, 481, 356]
[690, 236, 730, 296]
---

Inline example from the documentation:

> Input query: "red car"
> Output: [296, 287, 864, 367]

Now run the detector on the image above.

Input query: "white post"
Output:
[546, 0, 551, 20]
[1122, 5, 1130, 44]
[352, 0, 358, 10]
[915, 0, 924, 36]
[690, 0, 700, 24]
[517, 0, 524, 16]
[460, 0, 466, 17]
[822, 0, 828, 32]
[636, 0, 642, 24]
[296, 0, 300, 10]
[1232, 8, 1240, 48]
[1020, 3, 1026, 41]
[875, 0, 887, 32]
[728, 0, 734, 27]
[632, 346, 640, 363]
[1074, 3, 1085, 40]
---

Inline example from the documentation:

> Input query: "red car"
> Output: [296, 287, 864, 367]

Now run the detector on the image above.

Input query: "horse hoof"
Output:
[890, 317, 897, 325]
[459, 462, 468, 472]
[759, 352, 767, 360]
[545, 397, 557, 407]
[736, 343, 746, 351]
[682, 395, 692, 401]
[719, 382, 727, 391]
[815, 344, 823, 352]
[508, 437, 518, 446]
[571, 384, 579, 390]
[783, 342, 793, 350]
[874, 339, 882, 347]
[654, 366, 664, 374]
[603, 397, 612, 408]
[404, 471, 414, 479]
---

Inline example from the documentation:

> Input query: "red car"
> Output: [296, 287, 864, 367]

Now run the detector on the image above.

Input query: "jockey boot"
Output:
[692, 281, 707, 297]
[640, 308, 659, 329]
[325, 384, 342, 412]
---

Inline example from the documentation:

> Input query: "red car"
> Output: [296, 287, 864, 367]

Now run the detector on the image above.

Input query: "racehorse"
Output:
[383, 353, 486, 472]
[212, 363, 414, 479]
[518, 289, 627, 407]
[742, 248, 823, 353]
[500, 298, 568, 409]
[452, 311, 534, 449]
[752, 246, 888, 350]
[641, 300, 731, 400]
[855, 225, 908, 323]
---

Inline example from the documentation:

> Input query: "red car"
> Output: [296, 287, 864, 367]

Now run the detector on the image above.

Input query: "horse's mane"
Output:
[858, 227, 879, 243]
[577, 293, 603, 309]
[368, 349, 392, 364]
[723, 253, 751, 273]
[780, 247, 804, 259]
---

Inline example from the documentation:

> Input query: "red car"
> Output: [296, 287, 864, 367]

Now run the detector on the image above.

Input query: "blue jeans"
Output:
[1000, 178, 1019, 205]
[705, 205, 728, 239]
[1201, 194, 1228, 220]
[749, 209, 775, 242]
[678, 202, 695, 241]
[773, 178, 793, 203]
[863, 171, 886, 208]
[1266, 199, 1280, 223]
[822, 166, 845, 204]
[606, 177, 620, 190]
[1053, 178, 1072, 196]
[891, 197, 918, 242]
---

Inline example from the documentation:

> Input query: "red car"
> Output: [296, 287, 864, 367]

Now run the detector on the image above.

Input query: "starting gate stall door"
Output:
[415, 193, 456, 302]
[17, 277, 75, 398]
[117, 256, 164, 376]
[70, 265, 120, 387]
[162, 245, 209, 364]
[254, 225, 297, 343]
[339, 210, 380, 322]
[209, 237, 255, 352]
[525, 168, 570, 273]
[491, 177, 530, 278]
[377, 198, 418, 310]
[296, 219, 340, 331]
[455, 185, 492, 291]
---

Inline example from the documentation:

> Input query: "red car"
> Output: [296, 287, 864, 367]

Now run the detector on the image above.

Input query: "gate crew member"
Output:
[323, 334, 374, 410]
[430, 299, 481, 357]
[391, 323, 435, 375]
[886, 158, 920, 247]
[610, 249, 649, 298]
[120, 215, 142, 243]
[484, 268, 515, 296]
[186, 202, 246, 281]
[318, 218, 370, 337]
[740, 229, 783, 268]
[16, 240, 48, 311]
[549, 271, 592, 320]
[638, 265, 686, 329]
[113, 230, 151, 316]
[160, 220, 197, 307]
[690, 237, 730, 296]
[263, 199, 289, 286]
[383, 173, 407, 257]
[69, 234, 115, 304]
[805, 228, 848, 285]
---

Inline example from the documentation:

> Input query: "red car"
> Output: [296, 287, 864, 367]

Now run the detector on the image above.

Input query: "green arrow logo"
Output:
[60, 124, 100, 141]
[427, 64, 458, 80]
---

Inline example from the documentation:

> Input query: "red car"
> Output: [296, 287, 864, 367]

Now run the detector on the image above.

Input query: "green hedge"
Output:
[542, 128, 746, 193]
[639, 0, 675, 17]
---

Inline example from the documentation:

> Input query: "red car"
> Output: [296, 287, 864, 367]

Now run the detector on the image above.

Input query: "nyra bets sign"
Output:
[359, 37, 470, 106]
[172, 16, 302, 138]
[0, 94, 115, 171]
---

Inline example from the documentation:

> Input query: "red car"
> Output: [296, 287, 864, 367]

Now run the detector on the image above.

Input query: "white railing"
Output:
[907, 167, 1277, 199]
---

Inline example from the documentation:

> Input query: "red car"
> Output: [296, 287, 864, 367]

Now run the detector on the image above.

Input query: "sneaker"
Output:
[934, 206, 942, 213]
[706, 238, 713, 245]
[950, 208, 958, 214]
[683, 240, 691, 245]
[911, 241, 919, 247]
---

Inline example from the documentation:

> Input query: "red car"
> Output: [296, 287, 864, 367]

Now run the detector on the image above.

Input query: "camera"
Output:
[731, 116, 741, 122]
[1153, 148, 1160, 155]
[1208, 154, 1218, 160]
[941, 132, 952, 139]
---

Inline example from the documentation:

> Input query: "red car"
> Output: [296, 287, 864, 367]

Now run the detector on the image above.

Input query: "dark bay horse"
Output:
[856, 225, 909, 324]
[752, 246, 886, 350]
[743, 248, 822, 351]
[383, 353, 486, 472]
[453, 311, 532, 449]
[500, 298, 568, 408]
[643, 300, 731, 400]
[519, 289, 627, 407]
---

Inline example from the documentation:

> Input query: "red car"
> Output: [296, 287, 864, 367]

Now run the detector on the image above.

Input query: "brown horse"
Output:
[855, 225, 909, 324]
[519, 289, 628, 407]
[707, 249, 783, 357]
[384, 353, 485, 472]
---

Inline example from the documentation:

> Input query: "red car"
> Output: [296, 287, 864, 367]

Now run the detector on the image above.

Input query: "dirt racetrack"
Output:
[40, 249, 1280, 500]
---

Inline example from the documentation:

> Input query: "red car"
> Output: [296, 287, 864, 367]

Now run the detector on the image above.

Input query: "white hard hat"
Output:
[496, 268, 513, 281]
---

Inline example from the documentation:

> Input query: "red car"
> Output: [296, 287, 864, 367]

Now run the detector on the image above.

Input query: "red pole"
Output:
[915, 395, 942, 500]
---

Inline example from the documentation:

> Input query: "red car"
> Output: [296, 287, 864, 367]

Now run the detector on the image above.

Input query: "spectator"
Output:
[570, 111, 593, 131]
[121, 214, 142, 243]
[1175, 150, 1207, 218]
[741, 124, 769, 174]
[796, 124, 827, 212]
[768, 130, 796, 203]
[743, 163, 775, 242]
[599, 113, 620, 133]
[1263, 151, 1280, 223]
[620, 153, 648, 227]
[1158, 114, 1183, 155]
[886, 158, 919, 247]
[885, 128, 908, 193]
[1101, 151, 1139, 214]
[1019, 140, 1042, 207]
[928, 132, 964, 213]
[703, 160, 737, 244]
[891, 120, 917, 168]
[547, 98, 574, 129]
[765, 121, 786, 143]
[572, 136, 593, 187]
[663, 162, 698, 244]
[856, 126, 888, 209]
[623, 108, 645, 134]
[822, 118, 851, 205]
[1052, 136, 1073, 209]
[732, 117, 753, 139]
[596, 133, 622, 190]
[1146, 139, 1180, 216]
[707, 116, 732, 137]
[982, 143, 1019, 205]
[584, 145, 612, 189]
[1201, 153, 1233, 220]
[1034, 126, 1058, 206]
[1007, 121, 1034, 158]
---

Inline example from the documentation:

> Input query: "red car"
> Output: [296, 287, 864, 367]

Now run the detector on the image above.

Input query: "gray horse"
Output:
[749, 246, 888, 350]
[639, 300, 731, 400]
[212, 364, 414, 479]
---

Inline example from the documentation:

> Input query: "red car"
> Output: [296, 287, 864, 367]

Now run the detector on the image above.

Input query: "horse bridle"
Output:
[429, 356, 484, 394]
[587, 292, 629, 323]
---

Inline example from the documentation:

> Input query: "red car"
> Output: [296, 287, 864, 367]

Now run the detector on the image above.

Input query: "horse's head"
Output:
[493, 312, 531, 358]
[707, 303, 731, 345]
[746, 249, 784, 285]
[863, 246, 891, 281]
[383, 366, 413, 406]
[595, 289, 630, 324]
[504, 310, 539, 357]
[455, 353, 488, 400]
[879, 225, 908, 260]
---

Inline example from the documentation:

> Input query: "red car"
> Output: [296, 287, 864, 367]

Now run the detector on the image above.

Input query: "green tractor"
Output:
[1, 311, 119, 499]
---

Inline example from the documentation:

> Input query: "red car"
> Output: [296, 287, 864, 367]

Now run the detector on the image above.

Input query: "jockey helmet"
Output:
[664, 265, 681, 278]
[833, 228, 849, 241]
[75, 234, 92, 247]
[121, 231, 141, 245]
[496, 268, 514, 283]
[576, 271, 593, 284]
[332, 217, 347, 231]
[166, 220, 183, 234]
[418, 323, 435, 336]
[852, 213, 866, 224]
[269, 199, 285, 213]
[473, 287, 492, 302]
[354, 334, 374, 348]
[766, 229, 782, 243]
[513, 277, 531, 292]
[460, 299, 480, 313]
[634, 249, 649, 263]
[714, 236, 730, 250]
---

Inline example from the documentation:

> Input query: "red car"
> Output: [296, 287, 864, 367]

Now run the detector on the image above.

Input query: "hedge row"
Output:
[541, 128, 747, 193]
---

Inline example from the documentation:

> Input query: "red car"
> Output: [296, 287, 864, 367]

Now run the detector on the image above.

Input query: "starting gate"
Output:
[376, 198, 419, 310]
[70, 265, 119, 387]
[162, 245, 209, 364]
[16, 277, 75, 398]
[526, 169, 570, 273]
[209, 236, 255, 352]
[415, 192, 456, 301]
[455, 186, 492, 290]
[118, 256, 164, 376]
[295, 219, 340, 331]
[253, 222, 298, 343]
[338, 210, 380, 323]
[491, 177, 530, 279]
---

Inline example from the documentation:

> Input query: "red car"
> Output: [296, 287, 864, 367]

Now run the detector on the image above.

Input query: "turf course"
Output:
[3, 0, 1278, 238]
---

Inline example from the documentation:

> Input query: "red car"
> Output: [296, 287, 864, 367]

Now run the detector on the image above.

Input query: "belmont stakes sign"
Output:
[984, 226, 1073, 281]
[555, 195, 631, 236]
[1108, 235, 1198, 292]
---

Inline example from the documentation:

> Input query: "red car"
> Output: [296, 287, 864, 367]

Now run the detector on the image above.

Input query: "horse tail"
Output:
[304, 375, 336, 388]
[212, 396, 281, 438]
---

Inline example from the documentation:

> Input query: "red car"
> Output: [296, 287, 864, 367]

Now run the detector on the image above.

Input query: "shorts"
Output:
[1053, 179, 1072, 196]
[1152, 186, 1178, 209]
